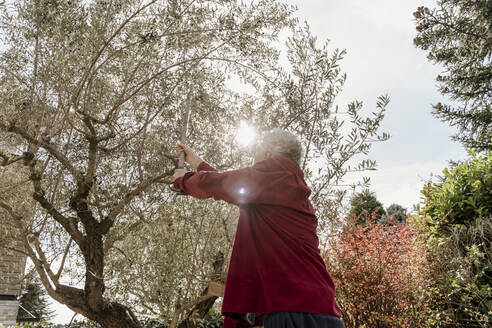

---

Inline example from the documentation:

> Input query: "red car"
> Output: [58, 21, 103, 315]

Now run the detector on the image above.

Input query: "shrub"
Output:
[323, 212, 429, 328]
[385, 204, 407, 224]
[414, 152, 492, 327]
[418, 217, 492, 328]
[420, 151, 492, 229]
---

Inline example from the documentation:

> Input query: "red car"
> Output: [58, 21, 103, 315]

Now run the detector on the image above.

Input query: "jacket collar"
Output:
[269, 155, 305, 178]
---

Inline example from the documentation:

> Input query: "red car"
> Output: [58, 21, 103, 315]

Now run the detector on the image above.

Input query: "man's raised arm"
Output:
[173, 164, 262, 205]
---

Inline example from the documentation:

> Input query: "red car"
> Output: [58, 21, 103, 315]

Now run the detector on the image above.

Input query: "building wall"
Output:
[0, 232, 27, 326]
[1, 164, 32, 326]
[0, 247, 25, 296]
[0, 299, 20, 327]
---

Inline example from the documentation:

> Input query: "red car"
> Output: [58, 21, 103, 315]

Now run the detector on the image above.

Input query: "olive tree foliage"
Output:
[413, 1, 492, 151]
[106, 199, 237, 328]
[0, 0, 294, 326]
[262, 24, 390, 235]
[104, 24, 391, 326]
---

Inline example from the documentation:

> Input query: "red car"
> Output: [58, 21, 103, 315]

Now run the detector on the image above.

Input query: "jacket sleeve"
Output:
[173, 161, 269, 205]
[196, 161, 217, 172]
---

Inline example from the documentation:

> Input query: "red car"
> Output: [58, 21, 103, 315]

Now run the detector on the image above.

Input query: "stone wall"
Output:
[0, 299, 19, 327]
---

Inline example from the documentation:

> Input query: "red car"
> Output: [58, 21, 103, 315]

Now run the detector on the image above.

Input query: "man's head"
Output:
[254, 129, 304, 165]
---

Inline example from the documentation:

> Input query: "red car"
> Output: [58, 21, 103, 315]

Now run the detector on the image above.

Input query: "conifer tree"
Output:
[17, 278, 54, 322]
[386, 203, 408, 223]
[349, 189, 386, 224]
[413, 0, 492, 151]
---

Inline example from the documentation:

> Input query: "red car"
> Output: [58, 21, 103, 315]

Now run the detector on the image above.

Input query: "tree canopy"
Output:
[0, 1, 390, 327]
[348, 189, 386, 224]
[413, 0, 492, 151]
[386, 203, 408, 223]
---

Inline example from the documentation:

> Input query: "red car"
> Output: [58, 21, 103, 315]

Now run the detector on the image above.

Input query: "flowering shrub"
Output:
[323, 213, 429, 328]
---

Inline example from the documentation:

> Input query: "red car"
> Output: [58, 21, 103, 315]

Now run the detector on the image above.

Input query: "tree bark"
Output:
[177, 251, 225, 328]
[89, 302, 142, 328]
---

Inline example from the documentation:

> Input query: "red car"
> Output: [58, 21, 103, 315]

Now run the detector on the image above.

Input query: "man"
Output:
[173, 129, 345, 328]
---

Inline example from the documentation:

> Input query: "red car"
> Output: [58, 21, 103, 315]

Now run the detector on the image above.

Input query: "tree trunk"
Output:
[92, 302, 142, 328]
[177, 251, 225, 328]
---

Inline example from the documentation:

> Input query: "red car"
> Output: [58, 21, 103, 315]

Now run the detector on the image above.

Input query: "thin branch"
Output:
[0, 198, 24, 223]
[72, 0, 158, 109]
[5, 124, 84, 183]
[0, 244, 29, 256]
[29, 170, 84, 245]
[99, 53, 148, 124]
[31, 235, 59, 286]
[0, 64, 31, 88]
[102, 45, 227, 122]
[180, 295, 213, 312]
[0, 151, 25, 166]
[56, 238, 72, 280]
[101, 168, 174, 234]
[201, 56, 280, 87]
[0, 201, 72, 307]
[84, 120, 98, 185]
[67, 313, 78, 328]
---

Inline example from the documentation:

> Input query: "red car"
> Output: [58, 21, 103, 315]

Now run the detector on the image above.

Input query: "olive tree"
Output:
[0, 0, 294, 326]
[262, 24, 390, 235]
[0, 1, 390, 327]
[105, 23, 390, 326]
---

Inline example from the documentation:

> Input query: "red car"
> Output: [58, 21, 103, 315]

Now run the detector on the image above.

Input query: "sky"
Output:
[32, 0, 468, 323]
[279, 0, 468, 210]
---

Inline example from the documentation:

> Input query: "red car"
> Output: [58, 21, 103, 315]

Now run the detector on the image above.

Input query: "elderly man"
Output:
[173, 129, 345, 328]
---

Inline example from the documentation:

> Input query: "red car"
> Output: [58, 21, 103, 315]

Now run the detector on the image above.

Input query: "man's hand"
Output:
[176, 143, 203, 169]
[173, 168, 187, 181]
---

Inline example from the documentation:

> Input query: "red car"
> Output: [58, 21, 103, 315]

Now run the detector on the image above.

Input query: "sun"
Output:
[236, 121, 256, 147]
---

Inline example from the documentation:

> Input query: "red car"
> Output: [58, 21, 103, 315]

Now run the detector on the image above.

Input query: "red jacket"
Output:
[173, 156, 342, 326]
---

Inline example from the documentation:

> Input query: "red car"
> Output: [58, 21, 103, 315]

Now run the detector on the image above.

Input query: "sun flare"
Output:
[236, 121, 256, 147]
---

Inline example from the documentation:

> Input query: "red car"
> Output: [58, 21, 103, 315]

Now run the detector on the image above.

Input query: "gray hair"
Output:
[257, 129, 304, 165]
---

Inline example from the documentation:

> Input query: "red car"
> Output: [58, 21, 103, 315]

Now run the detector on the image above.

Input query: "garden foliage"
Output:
[323, 212, 428, 328]
[0, 0, 390, 326]
[413, 0, 492, 151]
[348, 189, 387, 225]
[415, 151, 492, 327]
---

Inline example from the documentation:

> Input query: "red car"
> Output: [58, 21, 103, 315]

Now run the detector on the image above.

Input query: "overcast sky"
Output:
[45, 0, 469, 323]
[280, 0, 468, 210]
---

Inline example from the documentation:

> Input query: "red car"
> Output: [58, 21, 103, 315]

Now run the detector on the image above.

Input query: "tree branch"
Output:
[0, 64, 31, 88]
[72, 0, 158, 109]
[0, 199, 83, 309]
[100, 169, 174, 234]
[56, 238, 72, 280]
[0, 151, 26, 166]
[29, 168, 84, 245]
[5, 124, 84, 183]
[31, 235, 59, 286]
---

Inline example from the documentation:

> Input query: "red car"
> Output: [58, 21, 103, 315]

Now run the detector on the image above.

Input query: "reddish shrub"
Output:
[322, 213, 429, 328]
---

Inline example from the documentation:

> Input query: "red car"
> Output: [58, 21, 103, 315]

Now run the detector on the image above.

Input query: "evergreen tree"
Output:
[17, 278, 54, 322]
[385, 203, 408, 223]
[413, 0, 492, 151]
[349, 189, 386, 224]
